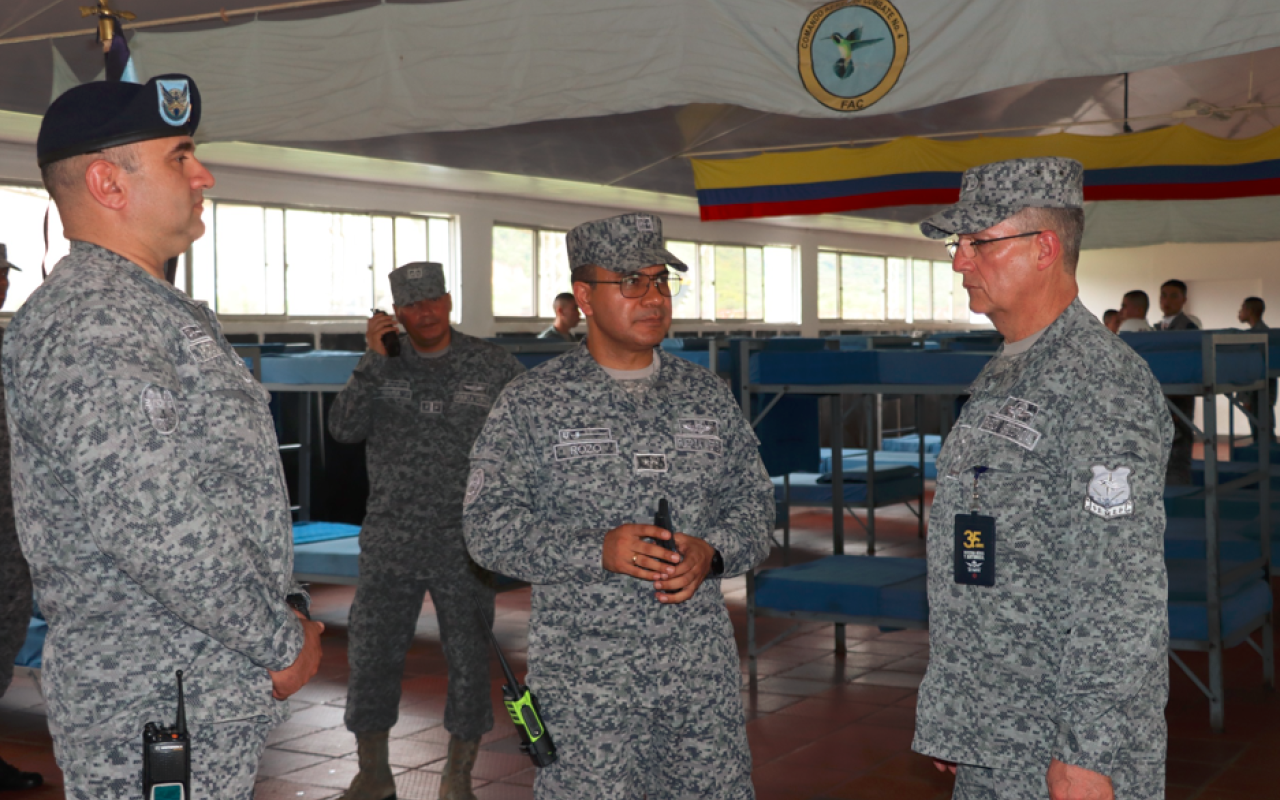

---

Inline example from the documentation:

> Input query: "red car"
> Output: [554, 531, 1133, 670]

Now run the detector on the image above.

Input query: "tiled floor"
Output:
[3, 495, 1278, 799]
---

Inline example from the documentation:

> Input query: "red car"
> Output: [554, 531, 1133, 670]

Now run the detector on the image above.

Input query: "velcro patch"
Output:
[421, 400, 443, 414]
[674, 435, 722, 455]
[977, 413, 1041, 450]
[554, 440, 619, 461]
[679, 417, 719, 437]
[559, 427, 611, 442]
[140, 385, 179, 435]
[634, 453, 668, 473]
[453, 392, 490, 407]
[378, 379, 412, 401]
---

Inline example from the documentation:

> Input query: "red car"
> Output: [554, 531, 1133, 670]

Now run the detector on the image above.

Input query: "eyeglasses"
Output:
[944, 231, 1044, 259]
[582, 271, 683, 298]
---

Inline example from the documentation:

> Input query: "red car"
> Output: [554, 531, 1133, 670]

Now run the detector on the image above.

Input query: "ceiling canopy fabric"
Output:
[112, 0, 1280, 143]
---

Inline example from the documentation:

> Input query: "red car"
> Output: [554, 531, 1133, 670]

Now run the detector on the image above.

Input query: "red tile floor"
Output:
[3, 494, 1278, 799]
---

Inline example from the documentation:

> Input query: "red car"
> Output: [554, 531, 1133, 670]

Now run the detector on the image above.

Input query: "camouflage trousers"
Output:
[344, 549, 495, 739]
[532, 679, 753, 800]
[56, 717, 272, 800]
[0, 527, 32, 696]
[953, 762, 1164, 800]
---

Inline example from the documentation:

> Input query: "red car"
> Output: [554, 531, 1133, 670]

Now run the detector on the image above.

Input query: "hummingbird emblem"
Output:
[829, 27, 884, 79]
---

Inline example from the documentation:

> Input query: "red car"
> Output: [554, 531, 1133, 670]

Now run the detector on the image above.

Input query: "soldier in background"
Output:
[913, 158, 1171, 800]
[0, 245, 44, 793]
[1238, 296, 1275, 443]
[463, 213, 774, 799]
[6, 76, 323, 799]
[328, 263, 523, 800]
[538, 292, 581, 341]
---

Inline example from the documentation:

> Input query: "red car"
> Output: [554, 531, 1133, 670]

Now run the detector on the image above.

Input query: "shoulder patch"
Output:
[1084, 465, 1135, 519]
[140, 385, 179, 435]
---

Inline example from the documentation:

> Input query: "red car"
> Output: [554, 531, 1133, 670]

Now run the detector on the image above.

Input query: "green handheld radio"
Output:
[483, 622, 557, 767]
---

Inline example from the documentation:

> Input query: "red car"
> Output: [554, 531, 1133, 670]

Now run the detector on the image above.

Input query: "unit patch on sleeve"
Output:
[1084, 465, 1135, 519]
[634, 453, 669, 473]
[140, 385, 180, 435]
[464, 468, 484, 506]
[977, 413, 1041, 451]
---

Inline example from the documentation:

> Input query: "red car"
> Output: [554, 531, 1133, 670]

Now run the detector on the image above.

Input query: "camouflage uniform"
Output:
[3, 242, 305, 798]
[914, 159, 1172, 799]
[328, 326, 523, 739]
[0, 328, 33, 698]
[912, 300, 1172, 796]
[463, 344, 774, 800]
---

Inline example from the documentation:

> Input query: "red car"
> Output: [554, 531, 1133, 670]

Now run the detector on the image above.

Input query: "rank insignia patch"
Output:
[140, 385, 179, 435]
[1084, 465, 1135, 519]
[634, 453, 668, 473]
[464, 468, 484, 506]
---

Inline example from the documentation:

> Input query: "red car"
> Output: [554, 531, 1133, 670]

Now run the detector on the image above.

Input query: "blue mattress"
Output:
[1163, 517, 1265, 562]
[1120, 331, 1266, 385]
[772, 473, 922, 506]
[259, 351, 361, 385]
[1190, 459, 1280, 486]
[1166, 559, 1273, 642]
[514, 352, 564, 370]
[750, 350, 991, 387]
[292, 533, 524, 590]
[16, 617, 45, 669]
[883, 434, 943, 454]
[665, 349, 730, 372]
[293, 521, 362, 545]
[819, 448, 937, 480]
[754, 555, 928, 622]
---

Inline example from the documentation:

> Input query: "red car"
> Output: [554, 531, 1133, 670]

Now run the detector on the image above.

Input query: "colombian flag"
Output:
[691, 126, 1280, 222]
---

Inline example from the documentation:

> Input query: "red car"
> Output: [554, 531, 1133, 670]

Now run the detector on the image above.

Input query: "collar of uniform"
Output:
[995, 296, 1087, 360]
[68, 240, 205, 309]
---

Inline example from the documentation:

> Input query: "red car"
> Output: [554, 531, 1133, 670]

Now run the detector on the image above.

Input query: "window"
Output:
[0, 184, 70, 312]
[493, 225, 799, 323]
[820, 251, 964, 323]
[187, 201, 454, 318]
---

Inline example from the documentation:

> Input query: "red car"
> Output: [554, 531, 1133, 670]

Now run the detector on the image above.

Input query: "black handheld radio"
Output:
[653, 497, 679, 553]
[372, 309, 401, 357]
[142, 670, 191, 800]
[482, 619, 556, 767]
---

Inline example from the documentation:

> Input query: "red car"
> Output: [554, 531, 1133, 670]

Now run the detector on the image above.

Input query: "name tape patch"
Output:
[453, 392, 490, 408]
[559, 427, 611, 442]
[378, 379, 412, 401]
[674, 435, 722, 455]
[634, 453, 668, 473]
[977, 413, 1041, 451]
[554, 440, 619, 461]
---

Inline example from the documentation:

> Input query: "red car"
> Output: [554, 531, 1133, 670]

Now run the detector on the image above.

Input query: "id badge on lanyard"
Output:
[954, 467, 995, 586]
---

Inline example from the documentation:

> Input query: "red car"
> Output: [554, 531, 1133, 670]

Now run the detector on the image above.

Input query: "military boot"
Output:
[339, 730, 396, 800]
[437, 735, 480, 800]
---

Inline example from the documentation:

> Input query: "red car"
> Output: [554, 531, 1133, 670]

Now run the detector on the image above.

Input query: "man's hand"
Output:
[602, 524, 683, 581]
[268, 611, 325, 700]
[653, 534, 715, 604]
[933, 758, 957, 775]
[1046, 759, 1113, 800]
[366, 313, 399, 356]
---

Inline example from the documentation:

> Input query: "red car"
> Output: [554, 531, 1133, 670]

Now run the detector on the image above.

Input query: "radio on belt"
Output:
[142, 670, 191, 800]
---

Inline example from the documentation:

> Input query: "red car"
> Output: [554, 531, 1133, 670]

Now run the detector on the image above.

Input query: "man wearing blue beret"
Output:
[3, 75, 324, 799]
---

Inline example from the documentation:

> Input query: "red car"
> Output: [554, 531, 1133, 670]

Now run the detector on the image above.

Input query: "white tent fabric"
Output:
[121, 0, 1280, 143]
[1083, 196, 1280, 250]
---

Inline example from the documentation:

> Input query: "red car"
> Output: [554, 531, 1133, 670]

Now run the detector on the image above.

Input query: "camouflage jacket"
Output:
[2, 242, 303, 743]
[463, 345, 774, 693]
[327, 330, 524, 571]
[913, 298, 1173, 776]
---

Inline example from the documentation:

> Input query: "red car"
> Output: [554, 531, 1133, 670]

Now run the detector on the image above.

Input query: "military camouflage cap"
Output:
[920, 157, 1084, 239]
[567, 213, 688, 274]
[390, 262, 447, 306]
[0, 244, 21, 272]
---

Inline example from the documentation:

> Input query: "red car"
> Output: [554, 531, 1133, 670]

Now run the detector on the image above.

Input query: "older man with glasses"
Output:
[912, 158, 1172, 800]
[463, 212, 774, 799]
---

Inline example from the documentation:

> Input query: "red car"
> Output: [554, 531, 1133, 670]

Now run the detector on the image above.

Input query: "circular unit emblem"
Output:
[797, 0, 910, 113]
